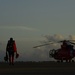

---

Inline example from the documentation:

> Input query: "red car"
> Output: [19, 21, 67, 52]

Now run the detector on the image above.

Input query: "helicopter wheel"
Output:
[72, 60, 74, 62]
[66, 60, 68, 62]
[68, 60, 71, 62]
[57, 60, 60, 62]
[60, 60, 63, 62]
[57, 60, 63, 62]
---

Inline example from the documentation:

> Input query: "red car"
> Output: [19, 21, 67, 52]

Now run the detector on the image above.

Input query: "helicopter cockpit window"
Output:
[49, 49, 55, 54]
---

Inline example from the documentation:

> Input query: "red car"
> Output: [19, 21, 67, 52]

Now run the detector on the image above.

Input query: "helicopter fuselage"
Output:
[49, 42, 75, 62]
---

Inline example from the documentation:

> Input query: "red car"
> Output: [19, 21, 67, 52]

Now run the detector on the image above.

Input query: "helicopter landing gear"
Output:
[66, 60, 68, 62]
[60, 60, 63, 62]
[57, 60, 63, 62]
[68, 60, 72, 62]
[72, 60, 74, 62]
[67, 60, 74, 62]
[57, 59, 74, 63]
[57, 60, 60, 62]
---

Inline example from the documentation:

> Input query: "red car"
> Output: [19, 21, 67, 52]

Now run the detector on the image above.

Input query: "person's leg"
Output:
[8, 52, 12, 65]
[11, 52, 14, 65]
[9, 56, 11, 64]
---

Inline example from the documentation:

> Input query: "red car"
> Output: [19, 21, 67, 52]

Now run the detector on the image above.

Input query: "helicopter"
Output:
[33, 40, 75, 62]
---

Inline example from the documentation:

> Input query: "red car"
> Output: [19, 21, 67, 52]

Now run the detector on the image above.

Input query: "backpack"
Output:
[6, 40, 14, 52]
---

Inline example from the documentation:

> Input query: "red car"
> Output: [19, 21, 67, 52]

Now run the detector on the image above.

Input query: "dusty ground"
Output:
[0, 61, 75, 75]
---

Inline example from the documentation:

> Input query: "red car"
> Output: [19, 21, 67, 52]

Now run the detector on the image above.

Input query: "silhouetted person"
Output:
[6, 38, 19, 65]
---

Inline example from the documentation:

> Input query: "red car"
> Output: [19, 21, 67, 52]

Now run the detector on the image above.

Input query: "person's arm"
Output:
[13, 41, 17, 53]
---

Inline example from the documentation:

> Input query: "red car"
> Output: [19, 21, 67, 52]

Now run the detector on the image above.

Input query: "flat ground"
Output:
[0, 61, 75, 75]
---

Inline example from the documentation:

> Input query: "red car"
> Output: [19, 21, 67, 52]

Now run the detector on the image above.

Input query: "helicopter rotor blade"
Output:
[33, 42, 53, 48]
[68, 41, 75, 45]
[69, 40, 75, 42]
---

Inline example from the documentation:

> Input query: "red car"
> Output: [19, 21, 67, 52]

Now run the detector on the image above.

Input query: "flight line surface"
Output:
[0, 61, 75, 75]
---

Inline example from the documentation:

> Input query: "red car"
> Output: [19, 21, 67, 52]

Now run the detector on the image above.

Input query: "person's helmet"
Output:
[4, 56, 8, 61]
[10, 37, 13, 41]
